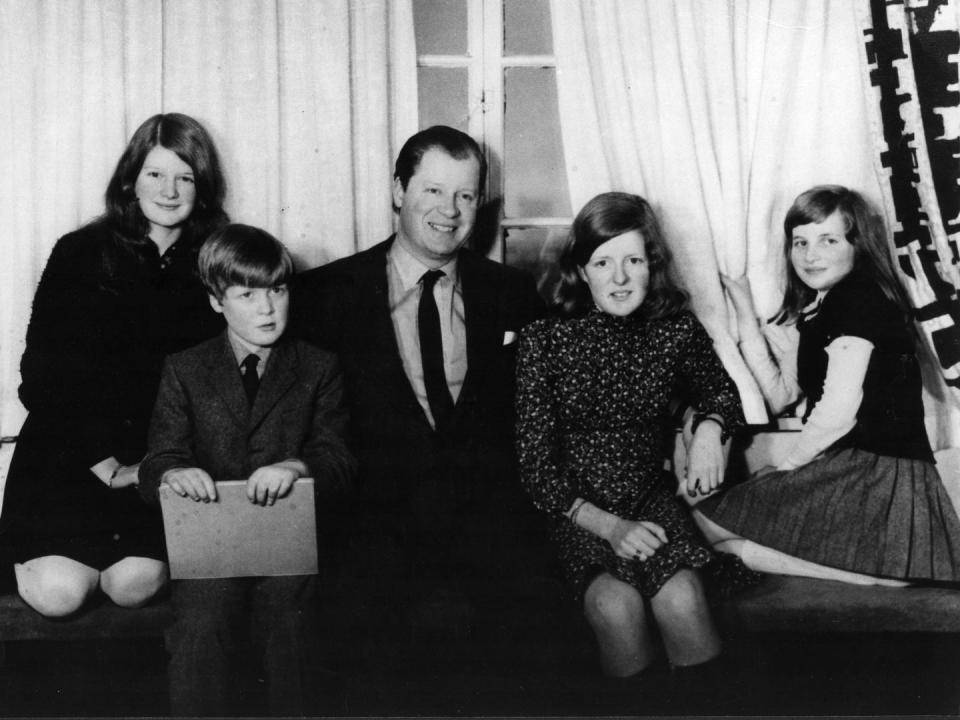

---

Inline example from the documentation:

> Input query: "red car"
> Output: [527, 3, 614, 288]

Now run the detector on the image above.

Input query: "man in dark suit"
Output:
[293, 126, 548, 673]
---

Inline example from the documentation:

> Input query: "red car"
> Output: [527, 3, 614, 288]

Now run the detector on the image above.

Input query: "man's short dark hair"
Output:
[393, 125, 487, 194]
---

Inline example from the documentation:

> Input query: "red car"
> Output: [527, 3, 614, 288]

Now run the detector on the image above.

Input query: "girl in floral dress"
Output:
[517, 192, 744, 679]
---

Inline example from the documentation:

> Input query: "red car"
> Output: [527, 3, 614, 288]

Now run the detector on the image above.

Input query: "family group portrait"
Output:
[0, 0, 959, 717]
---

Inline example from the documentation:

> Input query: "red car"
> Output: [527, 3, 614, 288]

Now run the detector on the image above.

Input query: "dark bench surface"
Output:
[1, 574, 959, 643]
[717, 575, 960, 633]
[0, 592, 172, 642]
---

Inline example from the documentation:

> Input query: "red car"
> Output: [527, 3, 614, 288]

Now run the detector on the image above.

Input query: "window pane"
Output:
[413, 0, 467, 55]
[504, 67, 571, 218]
[504, 226, 569, 302]
[418, 67, 469, 133]
[504, 0, 552, 55]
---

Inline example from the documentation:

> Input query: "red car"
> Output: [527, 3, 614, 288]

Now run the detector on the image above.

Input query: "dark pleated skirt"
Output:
[698, 447, 960, 582]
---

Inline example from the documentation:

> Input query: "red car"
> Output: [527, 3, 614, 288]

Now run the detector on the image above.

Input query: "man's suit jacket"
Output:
[293, 237, 545, 527]
[139, 333, 356, 506]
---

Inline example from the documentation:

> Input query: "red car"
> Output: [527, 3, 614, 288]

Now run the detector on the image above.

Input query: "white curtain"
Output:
[550, 0, 883, 425]
[0, 0, 418, 438]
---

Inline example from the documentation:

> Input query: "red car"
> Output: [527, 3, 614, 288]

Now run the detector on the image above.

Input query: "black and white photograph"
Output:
[0, 0, 959, 717]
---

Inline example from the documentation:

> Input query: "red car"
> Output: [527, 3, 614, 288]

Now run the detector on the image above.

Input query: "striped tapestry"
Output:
[859, 0, 960, 404]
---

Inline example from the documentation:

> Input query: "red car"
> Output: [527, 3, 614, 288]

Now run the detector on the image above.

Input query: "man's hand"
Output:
[246, 463, 300, 506]
[162, 467, 217, 502]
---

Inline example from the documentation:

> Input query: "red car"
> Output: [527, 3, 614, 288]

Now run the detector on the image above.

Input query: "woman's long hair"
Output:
[774, 185, 910, 323]
[553, 192, 687, 319]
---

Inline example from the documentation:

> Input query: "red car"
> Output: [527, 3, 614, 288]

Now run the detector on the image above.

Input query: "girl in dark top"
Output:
[517, 192, 744, 679]
[696, 185, 960, 584]
[0, 113, 228, 615]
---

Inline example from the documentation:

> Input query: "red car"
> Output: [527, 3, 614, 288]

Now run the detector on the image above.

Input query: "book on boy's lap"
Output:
[159, 478, 318, 579]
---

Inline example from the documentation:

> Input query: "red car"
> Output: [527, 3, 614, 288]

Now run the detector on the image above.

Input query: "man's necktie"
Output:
[241, 354, 260, 406]
[418, 269, 454, 432]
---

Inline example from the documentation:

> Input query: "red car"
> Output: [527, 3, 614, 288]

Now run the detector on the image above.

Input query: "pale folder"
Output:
[159, 478, 318, 579]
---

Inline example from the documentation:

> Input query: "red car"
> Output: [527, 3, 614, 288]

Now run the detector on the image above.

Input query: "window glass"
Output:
[413, 0, 467, 54]
[418, 67, 470, 132]
[504, 226, 569, 301]
[504, 0, 552, 55]
[503, 67, 570, 218]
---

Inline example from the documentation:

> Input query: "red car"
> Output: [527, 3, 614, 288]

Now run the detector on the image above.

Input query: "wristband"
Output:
[567, 498, 587, 525]
[691, 413, 731, 444]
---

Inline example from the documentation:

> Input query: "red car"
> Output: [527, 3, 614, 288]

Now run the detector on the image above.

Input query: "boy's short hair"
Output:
[199, 224, 295, 299]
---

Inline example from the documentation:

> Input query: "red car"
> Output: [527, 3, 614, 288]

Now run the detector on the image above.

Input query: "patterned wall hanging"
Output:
[859, 0, 960, 404]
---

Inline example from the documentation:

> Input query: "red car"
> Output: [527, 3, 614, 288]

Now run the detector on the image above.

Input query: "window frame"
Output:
[416, 0, 572, 261]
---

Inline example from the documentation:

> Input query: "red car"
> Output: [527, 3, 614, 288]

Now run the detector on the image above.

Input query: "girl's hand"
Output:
[721, 273, 764, 344]
[607, 519, 668, 561]
[110, 463, 141, 489]
[685, 420, 725, 498]
[720, 274, 755, 315]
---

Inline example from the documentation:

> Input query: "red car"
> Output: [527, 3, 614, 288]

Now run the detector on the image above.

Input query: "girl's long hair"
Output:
[554, 192, 687, 319]
[774, 185, 910, 323]
[94, 113, 229, 281]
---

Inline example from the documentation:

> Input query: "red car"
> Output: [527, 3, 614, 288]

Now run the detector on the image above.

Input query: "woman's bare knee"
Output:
[101, 557, 168, 607]
[15, 557, 99, 617]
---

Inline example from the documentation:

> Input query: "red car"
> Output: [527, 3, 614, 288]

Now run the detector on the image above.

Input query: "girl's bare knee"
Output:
[101, 558, 168, 607]
[583, 574, 644, 632]
[15, 558, 99, 617]
[651, 570, 720, 666]
[651, 570, 708, 624]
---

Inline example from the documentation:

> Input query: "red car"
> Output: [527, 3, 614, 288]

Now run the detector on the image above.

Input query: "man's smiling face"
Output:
[392, 147, 480, 268]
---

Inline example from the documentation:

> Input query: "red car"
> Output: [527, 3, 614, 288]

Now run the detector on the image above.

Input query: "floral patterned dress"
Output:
[516, 309, 744, 599]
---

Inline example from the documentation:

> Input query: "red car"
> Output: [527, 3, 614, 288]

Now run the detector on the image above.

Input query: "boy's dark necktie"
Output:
[241, 354, 260, 406]
[418, 269, 454, 432]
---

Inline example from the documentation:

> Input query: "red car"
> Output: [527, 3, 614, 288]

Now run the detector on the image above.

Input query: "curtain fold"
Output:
[551, 0, 883, 425]
[855, 0, 960, 448]
[0, 0, 417, 437]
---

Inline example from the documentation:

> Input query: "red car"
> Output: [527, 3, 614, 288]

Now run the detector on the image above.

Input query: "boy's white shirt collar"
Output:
[227, 329, 272, 370]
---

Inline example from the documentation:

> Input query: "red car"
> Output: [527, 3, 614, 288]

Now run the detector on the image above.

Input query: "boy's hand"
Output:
[162, 467, 217, 502]
[246, 463, 301, 506]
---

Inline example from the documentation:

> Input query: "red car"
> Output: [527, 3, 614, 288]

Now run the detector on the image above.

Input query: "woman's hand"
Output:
[606, 519, 668, 561]
[685, 419, 725, 498]
[110, 463, 140, 489]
